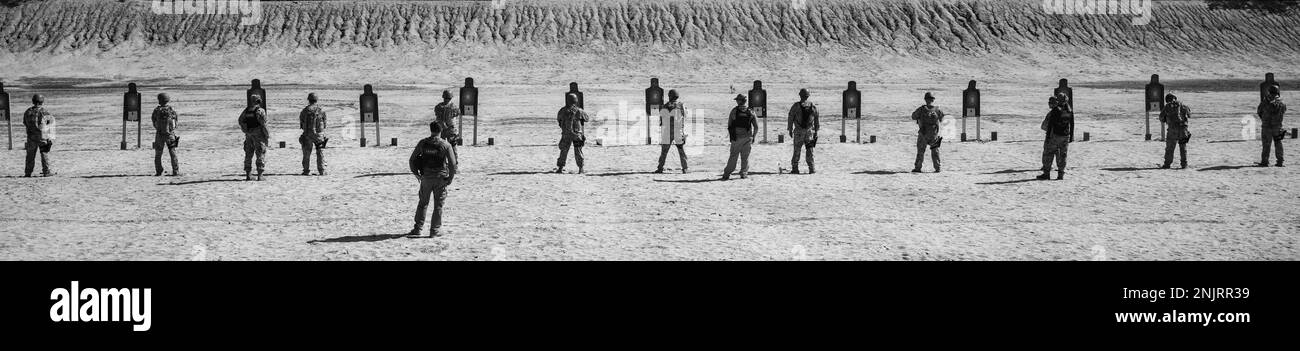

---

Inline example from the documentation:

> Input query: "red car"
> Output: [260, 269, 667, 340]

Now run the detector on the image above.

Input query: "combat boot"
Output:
[578, 167, 585, 174]
[653, 168, 664, 174]
[682, 167, 688, 174]
[1035, 172, 1051, 180]
[301, 170, 311, 176]
[256, 172, 265, 181]
[1159, 164, 1171, 169]
[245, 172, 252, 181]
[791, 167, 801, 174]
[1056, 171, 1064, 180]
[721, 174, 731, 181]
[911, 168, 923, 173]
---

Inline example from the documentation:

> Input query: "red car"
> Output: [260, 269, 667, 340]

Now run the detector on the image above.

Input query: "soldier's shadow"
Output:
[308, 233, 410, 244]
[976, 178, 1042, 185]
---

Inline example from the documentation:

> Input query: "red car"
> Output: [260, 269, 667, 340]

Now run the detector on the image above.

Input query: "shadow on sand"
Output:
[976, 178, 1045, 185]
[308, 233, 411, 244]
[354, 172, 409, 178]
[165, 179, 246, 185]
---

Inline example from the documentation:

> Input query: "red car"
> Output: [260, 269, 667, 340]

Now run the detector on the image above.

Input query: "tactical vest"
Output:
[733, 107, 754, 130]
[241, 108, 262, 130]
[154, 107, 174, 131]
[796, 103, 815, 129]
[416, 139, 447, 171]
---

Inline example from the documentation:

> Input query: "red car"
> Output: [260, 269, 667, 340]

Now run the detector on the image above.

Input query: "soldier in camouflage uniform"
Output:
[409, 121, 458, 238]
[299, 93, 328, 176]
[435, 90, 460, 156]
[911, 92, 944, 173]
[22, 94, 55, 177]
[1159, 94, 1191, 169]
[555, 93, 588, 174]
[787, 89, 819, 174]
[1037, 93, 1074, 180]
[151, 93, 180, 176]
[239, 95, 270, 181]
[1257, 86, 1287, 167]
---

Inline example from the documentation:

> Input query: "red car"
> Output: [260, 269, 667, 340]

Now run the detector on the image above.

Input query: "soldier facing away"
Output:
[655, 89, 688, 174]
[911, 92, 944, 173]
[1159, 94, 1191, 169]
[435, 90, 460, 154]
[722, 94, 757, 180]
[22, 94, 55, 177]
[299, 93, 328, 176]
[1037, 94, 1074, 180]
[239, 94, 270, 181]
[555, 93, 588, 174]
[408, 121, 458, 238]
[151, 93, 180, 176]
[1257, 86, 1287, 167]
[787, 88, 819, 174]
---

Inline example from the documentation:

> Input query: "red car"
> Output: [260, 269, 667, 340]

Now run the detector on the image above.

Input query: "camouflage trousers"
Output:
[1042, 135, 1070, 172]
[153, 134, 179, 175]
[791, 128, 815, 172]
[300, 135, 326, 174]
[243, 138, 267, 174]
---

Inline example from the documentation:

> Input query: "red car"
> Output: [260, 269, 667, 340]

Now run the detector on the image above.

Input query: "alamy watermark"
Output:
[149, 0, 264, 26]
[1043, 0, 1153, 25]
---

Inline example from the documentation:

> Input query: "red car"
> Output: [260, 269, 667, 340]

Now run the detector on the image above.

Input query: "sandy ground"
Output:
[0, 77, 1296, 261]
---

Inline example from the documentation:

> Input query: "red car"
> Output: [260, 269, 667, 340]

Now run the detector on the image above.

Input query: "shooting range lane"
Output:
[0, 79, 1294, 260]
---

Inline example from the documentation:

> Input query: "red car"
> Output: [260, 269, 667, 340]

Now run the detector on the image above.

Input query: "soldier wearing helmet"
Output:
[555, 92, 588, 174]
[1257, 85, 1287, 167]
[1037, 93, 1073, 180]
[1159, 93, 1192, 169]
[299, 93, 328, 175]
[152, 93, 180, 176]
[434, 90, 461, 156]
[22, 94, 55, 177]
[239, 94, 270, 180]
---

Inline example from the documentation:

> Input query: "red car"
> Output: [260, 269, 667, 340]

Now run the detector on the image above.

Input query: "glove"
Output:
[317, 136, 329, 148]
[168, 136, 180, 148]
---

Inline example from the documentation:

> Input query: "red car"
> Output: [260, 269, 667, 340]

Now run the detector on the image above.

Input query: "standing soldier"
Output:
[151, 93, 180, 176]
[655, 89, 688, 174]
[911, 92, 944, 173]
[434, 90, 460, 156]
[1037, 93, 1074, 180]
[299, 93, 328, 176]
[787, 89, 819, 174]
[1159, 94, 1191, 169]
[22, 94, 55, 177]
[555, 93, 588, 174]
[722, 94, 757, 180]
[408, 121, 458, 238]
[1257, 86, 1287, 167]
[239, 95, 270, 181]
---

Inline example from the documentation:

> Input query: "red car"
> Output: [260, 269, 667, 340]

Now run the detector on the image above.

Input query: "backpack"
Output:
[1051, 110, 1073, 136]
[797, 103, 815, 129]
